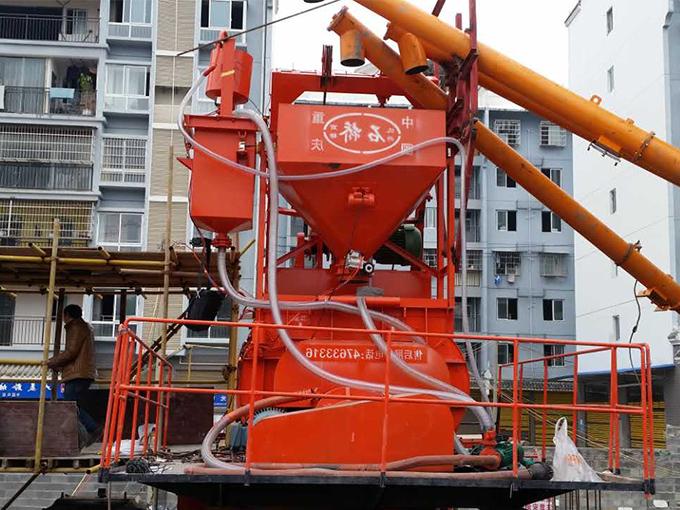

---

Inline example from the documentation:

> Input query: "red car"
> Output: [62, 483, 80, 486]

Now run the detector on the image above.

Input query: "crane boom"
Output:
[354, 0, 680, 187]
[329, 7, 680, 311]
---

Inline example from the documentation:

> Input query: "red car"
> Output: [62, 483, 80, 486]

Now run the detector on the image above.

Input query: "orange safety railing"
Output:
[498, 343, 654, 479]
[101, 317, 656, 491]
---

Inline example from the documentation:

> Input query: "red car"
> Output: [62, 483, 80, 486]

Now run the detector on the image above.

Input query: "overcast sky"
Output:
[272, 0, 576, 86]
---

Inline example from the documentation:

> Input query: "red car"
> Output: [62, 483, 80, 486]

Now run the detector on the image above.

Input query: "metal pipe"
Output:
[355, 0, 680, 186]
[248, 455, 500, 471]
[50, 288, 65, 401]
[34, 219, 59, 472]
[475, 121, 680, 311]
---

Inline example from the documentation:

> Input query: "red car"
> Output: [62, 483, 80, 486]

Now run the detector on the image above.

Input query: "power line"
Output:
[176, 0, 342, 57]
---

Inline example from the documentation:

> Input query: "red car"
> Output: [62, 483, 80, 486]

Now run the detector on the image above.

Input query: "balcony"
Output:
[0, 316, 45, 347]
[0, 13, 99, 44]
[101, 135, 146, 185]
[0, 124, 94, 164]
[0, 198, 94, 247]
[1, 86, 96, 116]
[0, 162, 92, 191]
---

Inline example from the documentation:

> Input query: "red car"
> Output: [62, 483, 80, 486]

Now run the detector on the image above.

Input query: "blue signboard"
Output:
[214, 394, 228, 407]
[0, 381, 64, 400]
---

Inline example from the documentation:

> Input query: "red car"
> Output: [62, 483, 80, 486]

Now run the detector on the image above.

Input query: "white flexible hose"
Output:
[179, 74, 469, 182]
[356, 297, 493, 432]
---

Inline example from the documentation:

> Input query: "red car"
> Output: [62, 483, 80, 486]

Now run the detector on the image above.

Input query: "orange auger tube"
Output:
[328, 7, 447, 111]
[329, 9, 680, 311]
[475, 122, 680, 311]
[355, 0, 680, 187]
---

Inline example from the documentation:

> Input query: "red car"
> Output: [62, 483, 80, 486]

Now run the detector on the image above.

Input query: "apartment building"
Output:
[567, 0, 680, 431]
[422, 95, 576, 381]
[0, 1, 272, 368]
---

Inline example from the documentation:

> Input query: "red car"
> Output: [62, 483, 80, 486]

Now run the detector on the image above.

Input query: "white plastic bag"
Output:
[551, 417, 601, 482]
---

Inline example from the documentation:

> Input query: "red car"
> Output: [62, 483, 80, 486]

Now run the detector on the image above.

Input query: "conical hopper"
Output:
[276, 104, 446, 259]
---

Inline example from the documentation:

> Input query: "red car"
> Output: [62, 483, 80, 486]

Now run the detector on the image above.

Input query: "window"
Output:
[102, 136, 147, 184]
[423, 248, 437, 267]
[607, 66, 615, 92]
[495, 252, 521, 276]
[454, 297, 481, 332]
[497, 297, 518, 320]
[543, 299, 564, 321]
[0, 294, 15, 347]
[606, 7, 614, 35]
[609, 188, 617, 213]
[544, 344, 565, 367]
[424, 206, 436, 228]
[539, 122, 567, 147]
[200, 0, 247, 43]
[497, 210, 517, 232]
[66, 9, 88, 37]
[105, 64, 150, 112]
[109, 0, 153, 38]
[540, 253, 568, 277]
[498, 343, 514, 365]
[92, 293, 138, 338]
[613, 314, 621, 341]
[494, 119, 521, 146]
[97, 212, 143, 251]
[541, 211, 562, 233]
[541, 168, 562, 187]
[496, 168, 516, 188]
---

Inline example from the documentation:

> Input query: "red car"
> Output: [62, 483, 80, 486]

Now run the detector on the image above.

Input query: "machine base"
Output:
[103, 470, 646, 510]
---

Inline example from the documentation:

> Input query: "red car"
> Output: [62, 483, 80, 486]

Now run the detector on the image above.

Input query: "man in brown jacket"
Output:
[46, 304, 99, 443]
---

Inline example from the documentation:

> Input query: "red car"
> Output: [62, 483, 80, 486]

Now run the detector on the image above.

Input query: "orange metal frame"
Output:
[101, 317, 656, 492]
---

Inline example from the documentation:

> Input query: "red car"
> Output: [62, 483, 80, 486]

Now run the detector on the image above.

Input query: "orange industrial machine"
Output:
[177, 0, 680, 471]
[101, 1, 680, 508]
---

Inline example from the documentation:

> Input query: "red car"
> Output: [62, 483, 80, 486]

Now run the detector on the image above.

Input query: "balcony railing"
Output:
[0, 198, 94, 247]
[0, 316, 45, 347]
[0, 13, 99, 43]
[0, 162, 92, 191]
[1, 86, 96, 116]
[108, 22, 152, 40]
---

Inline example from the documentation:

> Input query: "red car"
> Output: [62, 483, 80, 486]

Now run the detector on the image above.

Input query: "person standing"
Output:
[46, 304, 100, 447]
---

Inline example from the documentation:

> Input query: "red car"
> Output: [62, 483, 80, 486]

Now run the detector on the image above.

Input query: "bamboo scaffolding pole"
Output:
[33, 219, 59, 473]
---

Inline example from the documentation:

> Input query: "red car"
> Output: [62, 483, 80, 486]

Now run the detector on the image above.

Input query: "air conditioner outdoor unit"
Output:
[507, 273, 516, 284]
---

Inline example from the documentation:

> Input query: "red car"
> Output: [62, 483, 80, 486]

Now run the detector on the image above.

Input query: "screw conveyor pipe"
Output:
[329, 6, 680, 311]
[353, 0, 680, 187]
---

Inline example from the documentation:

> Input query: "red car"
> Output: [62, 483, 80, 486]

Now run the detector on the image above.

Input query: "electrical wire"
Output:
[628, 280, 642, 384]
[176, 0, 342, 56]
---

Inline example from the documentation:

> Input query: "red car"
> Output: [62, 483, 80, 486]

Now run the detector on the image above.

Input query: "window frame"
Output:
[541, 167, 562, 187]
[540, 253, 568, 277]
[97, 211, 143, 251]
[498, 342, 514, 365]
[543, 299, 565, 321]
[542, 211, 562, 233]
[497, 210, 517, 232]
[544, 344, 566, 367]
[613, 314, 621, 341]
[497, 297, 518, 321]
[495, 251, 522, 276]
[105, 64, 150, 113]
[493, 119, 521, 147]
[539, 122, 567, 148]
[496, 167, 517, 188]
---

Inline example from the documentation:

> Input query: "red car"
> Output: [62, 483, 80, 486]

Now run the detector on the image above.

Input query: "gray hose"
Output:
[356, 297, 493, 432]
[197, 107, 492, 470]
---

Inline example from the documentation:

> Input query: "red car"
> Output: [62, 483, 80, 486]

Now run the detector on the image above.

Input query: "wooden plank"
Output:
[0, 401, 79, 457]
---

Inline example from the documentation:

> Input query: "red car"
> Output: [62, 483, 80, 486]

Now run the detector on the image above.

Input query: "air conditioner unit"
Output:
[507, 273, 516, 284]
